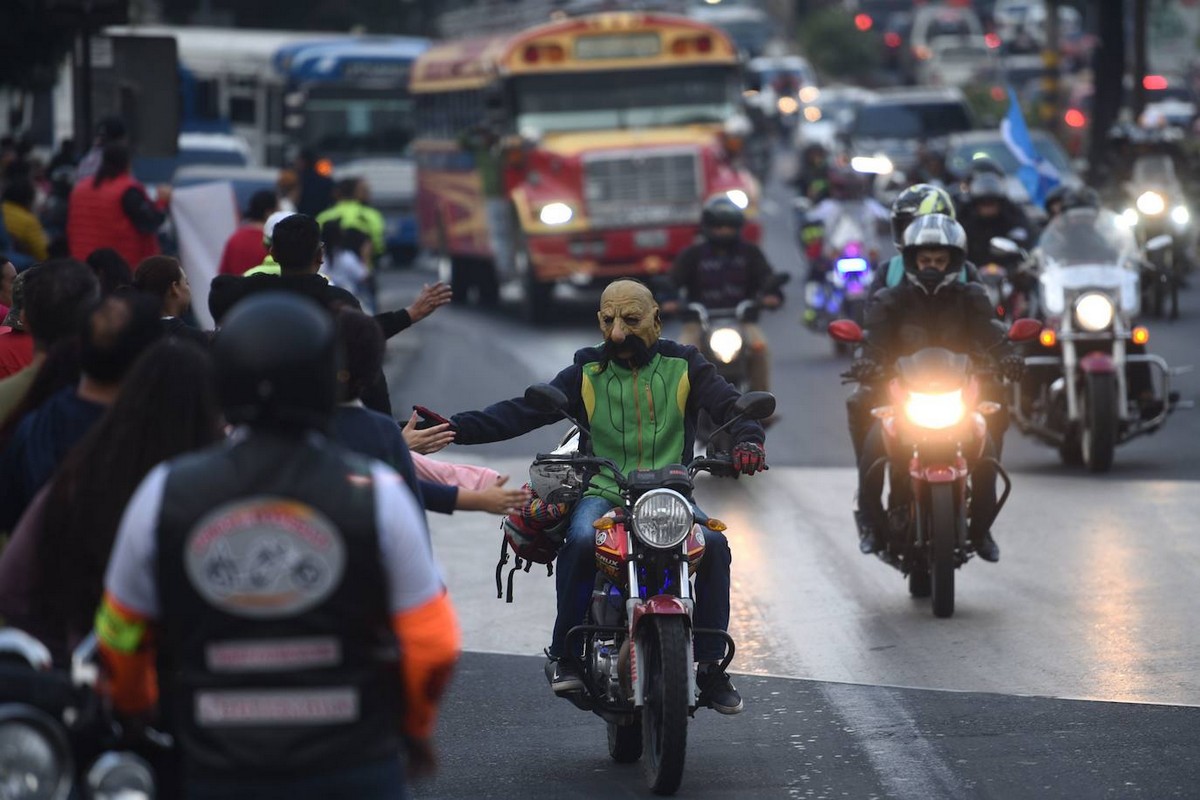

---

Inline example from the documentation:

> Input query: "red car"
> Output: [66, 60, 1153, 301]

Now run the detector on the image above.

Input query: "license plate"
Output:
[635, 229, 668, 249]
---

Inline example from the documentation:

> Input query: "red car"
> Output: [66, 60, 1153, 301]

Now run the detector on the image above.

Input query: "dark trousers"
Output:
[550, 495, 732, 663]
[858, 422, 999, 539]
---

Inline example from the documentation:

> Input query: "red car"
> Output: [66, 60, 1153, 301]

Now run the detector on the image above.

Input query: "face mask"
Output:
[917, 268, 949, 292]
[597, 280, 661, 369]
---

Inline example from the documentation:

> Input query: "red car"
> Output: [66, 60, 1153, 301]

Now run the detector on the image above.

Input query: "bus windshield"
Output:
[303, 90, 416, 157]
[513, 66, 740, 134]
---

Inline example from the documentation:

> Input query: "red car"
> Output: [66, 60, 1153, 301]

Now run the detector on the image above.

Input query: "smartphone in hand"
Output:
[412, 405, 451, 431]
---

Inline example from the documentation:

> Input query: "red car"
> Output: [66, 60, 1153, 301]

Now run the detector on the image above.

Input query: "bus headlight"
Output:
[904, 390, 965, 430]
[1074, 292, 1114, 331]
[1171, 206, 1189, 226]
[539, 202, 574, 225]
[725, 189, 749, 210]
[632, 489, 694, 549]
[1136, 191, 1166, 216]
[708, 327, 743, 364]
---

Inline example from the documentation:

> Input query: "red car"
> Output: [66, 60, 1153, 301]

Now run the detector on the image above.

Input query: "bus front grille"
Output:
[582, 149, 701, 229]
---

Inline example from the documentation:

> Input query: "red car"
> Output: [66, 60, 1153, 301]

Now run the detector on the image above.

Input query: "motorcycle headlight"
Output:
[904, 390, 965, 430]
[632, 489, 694, 550]
[708, 327, 743, 364]
[0, 712, 73, 800]
[1171, 206, 1189, 226]
[87, 752, 156, 800]
[1136, 191, 1166, 216]
[1074, 292, 1114, 332]
[1119, 208, 1139, 227]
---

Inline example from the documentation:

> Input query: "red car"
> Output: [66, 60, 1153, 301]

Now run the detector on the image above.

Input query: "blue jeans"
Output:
[186, 757, 407, 800]
[549, 495, 732, 663]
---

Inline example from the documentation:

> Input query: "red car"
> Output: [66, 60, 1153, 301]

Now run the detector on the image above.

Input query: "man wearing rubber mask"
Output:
[441, 279, 767, 715]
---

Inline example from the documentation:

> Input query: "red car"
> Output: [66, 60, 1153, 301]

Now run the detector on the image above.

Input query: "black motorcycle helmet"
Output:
[890, 183, 956, 246]
[215, 292, 339, 431]
[701, 194, 745, 245]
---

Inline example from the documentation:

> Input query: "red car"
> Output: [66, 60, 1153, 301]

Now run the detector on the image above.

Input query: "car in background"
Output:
[916, 36, 997, 87]
[793, 85, 877, 152]
[134, 132, 255, 186]
[904, 5, 985, 83]
[944, 129, 1081, 216]
[842, 87, 976, 175]
[747, 55, 819, 132]
[172, 164, 280, 218]
[335, 158, 420, 266]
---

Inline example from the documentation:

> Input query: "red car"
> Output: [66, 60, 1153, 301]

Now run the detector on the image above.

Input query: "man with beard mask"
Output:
[442, 280, 768, 714]
[664, 195, 783, 395]
[0, 293, 162, 529]
[850, 215, 1024, 562]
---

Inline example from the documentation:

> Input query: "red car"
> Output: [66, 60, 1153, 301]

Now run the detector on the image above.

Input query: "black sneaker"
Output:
[854, 509, 883, 555]
[697, 663, 744, 715]
[544, 657, 584, 694]
[972, 533, 1000, 563]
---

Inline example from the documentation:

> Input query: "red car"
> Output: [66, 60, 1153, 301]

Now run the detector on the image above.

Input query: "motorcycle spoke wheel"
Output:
[641, 616, 690, 796]
[929, 485, 957, 618]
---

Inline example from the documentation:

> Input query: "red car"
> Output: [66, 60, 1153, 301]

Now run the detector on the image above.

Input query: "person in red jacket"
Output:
[218, 189, 277, 276]
[67, 144, 170, 267]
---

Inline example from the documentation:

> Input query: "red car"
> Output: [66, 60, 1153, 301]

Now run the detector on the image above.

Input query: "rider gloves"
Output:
[848, 357, 885, 383]
[732, 442, 768, 475]
[1000, 353, 1026, 382]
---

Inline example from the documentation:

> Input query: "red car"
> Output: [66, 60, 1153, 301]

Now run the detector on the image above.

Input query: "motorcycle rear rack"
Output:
[561, 624, 736, 713]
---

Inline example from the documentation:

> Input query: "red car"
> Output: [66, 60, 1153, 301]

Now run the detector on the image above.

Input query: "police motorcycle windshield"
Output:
[1038, 209, 1141, 318]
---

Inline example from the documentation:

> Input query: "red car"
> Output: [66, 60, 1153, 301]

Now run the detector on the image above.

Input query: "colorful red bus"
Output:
[409, 11, 760, 322]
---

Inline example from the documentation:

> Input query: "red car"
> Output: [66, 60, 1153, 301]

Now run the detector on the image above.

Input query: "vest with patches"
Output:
[154, 433, 401, 779]
[580, 352, 690, 503]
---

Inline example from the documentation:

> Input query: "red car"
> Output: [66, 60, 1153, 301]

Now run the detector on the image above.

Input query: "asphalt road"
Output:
[377, 161, 1200, 798]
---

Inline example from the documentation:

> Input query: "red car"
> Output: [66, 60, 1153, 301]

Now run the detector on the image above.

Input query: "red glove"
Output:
[732, 442, 767, 476]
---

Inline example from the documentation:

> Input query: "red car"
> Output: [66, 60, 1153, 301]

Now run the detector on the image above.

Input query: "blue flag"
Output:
[999, 86, 1060, 207]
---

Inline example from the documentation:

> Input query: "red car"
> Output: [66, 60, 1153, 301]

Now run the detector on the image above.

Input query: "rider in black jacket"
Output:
[958, 172, 1034, 268]
[850, 214, 1024, 563]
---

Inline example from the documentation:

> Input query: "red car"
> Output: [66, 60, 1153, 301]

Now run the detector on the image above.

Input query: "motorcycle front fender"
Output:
[911, 462, 969, 484]
[1079, 351, 1117, 374]
[629, 597, 695, 709]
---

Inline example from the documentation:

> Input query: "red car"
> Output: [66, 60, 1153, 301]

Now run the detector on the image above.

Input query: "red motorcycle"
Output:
[524, 384, 775, 795]
[828, 318, 1041, 617]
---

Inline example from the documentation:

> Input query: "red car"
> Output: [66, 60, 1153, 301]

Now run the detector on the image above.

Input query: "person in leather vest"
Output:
[664, 195, 783, 393]
[95, 292, 460, 799]
[852, 215, 1024, 563]
[67, 144, 169, 267]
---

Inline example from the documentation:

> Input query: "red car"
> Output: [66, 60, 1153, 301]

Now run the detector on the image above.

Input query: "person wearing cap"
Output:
[218, 190, 278, 276]
[94, 291, 460, 798]
[242, 210, 294, 277]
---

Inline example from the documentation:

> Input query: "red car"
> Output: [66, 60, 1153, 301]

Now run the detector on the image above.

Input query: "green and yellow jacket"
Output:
[452, 340, 766, 503]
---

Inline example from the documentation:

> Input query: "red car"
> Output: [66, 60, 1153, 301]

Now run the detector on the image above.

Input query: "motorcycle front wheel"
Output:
[1081, 374, 1117, 473]
[641, 616, 690, 795]
[929, 484, 957, 618]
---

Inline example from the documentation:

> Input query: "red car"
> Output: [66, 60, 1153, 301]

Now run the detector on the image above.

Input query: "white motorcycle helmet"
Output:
[901, 213, 968, 295]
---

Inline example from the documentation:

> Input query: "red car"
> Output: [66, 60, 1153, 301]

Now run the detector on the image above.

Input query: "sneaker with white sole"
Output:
[697, 663, 743, 715]
[544, 657, 584, 694]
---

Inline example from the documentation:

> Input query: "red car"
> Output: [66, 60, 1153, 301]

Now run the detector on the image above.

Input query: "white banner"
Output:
[170, 182, 239, 330]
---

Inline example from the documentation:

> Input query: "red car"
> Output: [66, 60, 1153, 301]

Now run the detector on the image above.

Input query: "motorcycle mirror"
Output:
[733, 391, 776, 421]
[525, 383, 569, 414]
[1008, 318, 1042, 342]
[1146, 234, 1173, 252]
[827, 319, 864, 343]
[990, 236, 1020, 256]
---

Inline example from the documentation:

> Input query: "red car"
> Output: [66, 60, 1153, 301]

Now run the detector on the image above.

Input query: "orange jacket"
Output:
[67, 173, 160, 266]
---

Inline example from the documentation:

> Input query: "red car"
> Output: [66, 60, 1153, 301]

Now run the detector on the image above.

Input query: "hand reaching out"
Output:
[407, 282, 453, 324]
[457, 475, 531, 515]
[402, 411, 456, 454]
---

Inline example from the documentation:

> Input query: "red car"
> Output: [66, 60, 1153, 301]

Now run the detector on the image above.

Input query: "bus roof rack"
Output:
[437, 0, 691, 39]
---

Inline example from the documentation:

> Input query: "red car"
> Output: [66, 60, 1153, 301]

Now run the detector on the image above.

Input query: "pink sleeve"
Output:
[410, 452, 500, 491]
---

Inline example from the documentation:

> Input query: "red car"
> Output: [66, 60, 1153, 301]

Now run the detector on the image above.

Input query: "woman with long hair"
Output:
[0, 338, 222, 661]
